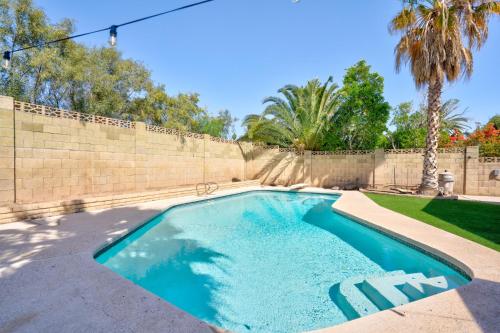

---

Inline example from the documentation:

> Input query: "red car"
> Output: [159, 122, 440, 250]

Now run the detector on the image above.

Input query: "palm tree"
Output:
[242, 77, 340, 151]
[390, 0, 499, 193]
[416, 98, 470, 133]
[439, 99, 470, 133]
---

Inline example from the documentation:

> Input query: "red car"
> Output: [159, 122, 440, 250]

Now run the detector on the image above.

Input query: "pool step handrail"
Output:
[196, 183, 207, 196]
[196, 182, 219, 196]
[206, 182, 219, 194]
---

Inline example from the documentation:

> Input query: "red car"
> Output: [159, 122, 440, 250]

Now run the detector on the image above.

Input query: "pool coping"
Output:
[310, 188, 500, 333]
[68, 186, 500, 332]
[1, 186, 499, 333]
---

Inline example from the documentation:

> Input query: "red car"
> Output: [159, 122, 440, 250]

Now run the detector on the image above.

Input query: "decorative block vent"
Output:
[479, 157, 500, 163]
[312, 150, 374, 156]
[210, 136, 238, 144]
[384, 148, 465, 154]
[14, 101, 136, 129]
[144, 124, 205, 139]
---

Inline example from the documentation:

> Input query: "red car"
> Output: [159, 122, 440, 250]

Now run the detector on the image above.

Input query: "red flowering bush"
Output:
[440, 128, 466, 148]
[466, 123, 500, 157]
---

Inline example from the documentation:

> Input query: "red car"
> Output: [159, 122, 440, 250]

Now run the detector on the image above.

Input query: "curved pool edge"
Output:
[330, 197, 474, 280]
[312, 189, 500, 333]
[92, 187, 341, 259]
[90, 186, 500, 333]
[92, 187, 266, 258]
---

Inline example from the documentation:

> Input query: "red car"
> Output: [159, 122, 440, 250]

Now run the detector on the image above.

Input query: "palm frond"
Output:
[243, 78, 340, 150]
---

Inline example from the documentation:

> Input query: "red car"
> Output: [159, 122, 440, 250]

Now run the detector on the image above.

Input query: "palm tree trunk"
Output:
[420, 79, 442, 194]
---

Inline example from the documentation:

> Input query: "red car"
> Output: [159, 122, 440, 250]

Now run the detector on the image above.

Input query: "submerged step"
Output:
[400, 275, 462, 300]
[336, 271, 405, 319]
[361, 273, 426, 310]
[337, 276, 380, 319]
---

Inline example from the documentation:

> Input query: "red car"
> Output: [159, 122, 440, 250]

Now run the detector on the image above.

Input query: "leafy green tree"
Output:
[387, 99, 470, 149]
[387, 102, 427, 149]
[325, 60, 390, 150]
[0, 0, 74, 102]
[242, 77, 340, 150]
[489, 114, 500, 129]
[390, 0, 499, 192]
[196, 109, 237, 139]
[0, 0, 236, 138]
[0, 0, 154, 117]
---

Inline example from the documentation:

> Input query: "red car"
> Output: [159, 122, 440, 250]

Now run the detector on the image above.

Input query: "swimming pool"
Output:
[95, 190, 469, 333]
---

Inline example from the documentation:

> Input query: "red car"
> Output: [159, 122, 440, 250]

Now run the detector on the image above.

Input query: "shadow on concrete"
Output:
[0, 204, 228, 333]
[455, 278, 500, 332]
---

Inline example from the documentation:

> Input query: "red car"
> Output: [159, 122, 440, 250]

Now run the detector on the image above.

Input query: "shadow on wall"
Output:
[244, 145, 374, 189]
[8, 199, 94, 223]
[310, 154, 375, 190]
[244, 146, 304, 186]
[0, 204, 225, 333]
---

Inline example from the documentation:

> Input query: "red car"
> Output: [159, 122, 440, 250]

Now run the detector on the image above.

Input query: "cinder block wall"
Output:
[246, 147, 479, 195]
[244, 145, 498, 196]
[243, 146, 305, 186]
[0, 95, 498, 207]
[0, 97, 246, 205]
[310, 151, 374, 188]
[475, 158, 500, 196]
[375, 148, 467, 193]
[0, 97, 14, 204]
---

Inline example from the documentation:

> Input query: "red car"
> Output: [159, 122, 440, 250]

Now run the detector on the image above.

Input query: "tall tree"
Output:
[0, 0, 235, 138]
[488, 114, 500, 129]
[195, 109, 237, 139]
[242, 77, 340, 150]
[325, 60, 390, 150]
[0, 0, 74, 101]
[387, 102, 427, 149]
[386, 99, 469, 149]
[437, 99, 470, 133]
[390, 0, 499, 193]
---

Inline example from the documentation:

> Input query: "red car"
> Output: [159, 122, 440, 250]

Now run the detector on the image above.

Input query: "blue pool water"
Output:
[95, 191, 468, 333]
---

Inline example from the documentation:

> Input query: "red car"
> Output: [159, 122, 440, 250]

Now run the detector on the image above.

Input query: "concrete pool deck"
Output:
[0, 186, 499, 333]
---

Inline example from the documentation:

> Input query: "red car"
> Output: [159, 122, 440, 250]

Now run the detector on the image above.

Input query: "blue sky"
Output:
[35, 0, 500, 134]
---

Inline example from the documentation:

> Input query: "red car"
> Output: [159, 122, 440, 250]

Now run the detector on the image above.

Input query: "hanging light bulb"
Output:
[2, 51, 11, 70]
[109, 25, 118, 47]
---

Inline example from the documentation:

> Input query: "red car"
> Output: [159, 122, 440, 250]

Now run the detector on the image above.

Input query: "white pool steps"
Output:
[336, 271, 461, 319]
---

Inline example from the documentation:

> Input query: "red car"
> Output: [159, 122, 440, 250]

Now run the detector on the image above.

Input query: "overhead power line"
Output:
[2, 0, 216, 69]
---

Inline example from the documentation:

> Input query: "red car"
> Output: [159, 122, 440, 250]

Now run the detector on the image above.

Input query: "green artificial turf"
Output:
[364, 193, 500, 251]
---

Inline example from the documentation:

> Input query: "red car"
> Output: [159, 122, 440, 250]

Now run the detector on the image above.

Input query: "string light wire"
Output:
[2, 0, 216, 69]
